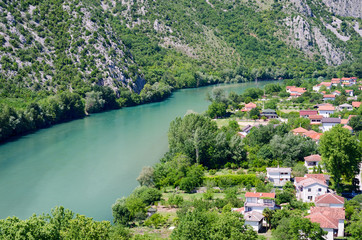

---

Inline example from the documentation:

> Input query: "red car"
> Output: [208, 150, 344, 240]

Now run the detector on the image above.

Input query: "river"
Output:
[0, 81, 273, 221]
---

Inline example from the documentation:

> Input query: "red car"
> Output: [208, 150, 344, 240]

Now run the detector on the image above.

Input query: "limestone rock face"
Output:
[321, 0, 362, 18]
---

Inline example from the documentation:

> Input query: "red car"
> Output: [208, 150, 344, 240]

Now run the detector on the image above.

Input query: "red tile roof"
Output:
[340, 119, 349, 125]
[306, 212, 338, 229]
[331, 78, 341, 81]
[311, 207, 345, 220]
[323, 94, 336, 98]
[245, 102, 257, 108]
[315, 193, 344, 205]
[345, 90, 353, 93]
[303, 130, 318, 137]
[245, 192, 275, 198]
[300, 110, 318, 116]
[352, 102, 361, 108]
[304, 154, 322, 162]
[286, 86, 295, 90]
[308, 133, 323, 140]
[309, 115, 323, 120]
[342, 77, 351, 80]
[343, 125, 353, 130]
[305, 174, 329, 184]
[298, 177, 327, 187]
[318, 106, 335, 111]
[292, 127, 308, 134]
[320, 82, 332, 87]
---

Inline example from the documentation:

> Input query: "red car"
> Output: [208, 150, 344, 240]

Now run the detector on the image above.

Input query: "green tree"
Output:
[272, 216, 326, 240]
[346, 211, 362, 240]
[136, 166, 155, 187]
[348, 115, 362, 132]
[319, 125, 362, 187]
[207, 101, 227, 119]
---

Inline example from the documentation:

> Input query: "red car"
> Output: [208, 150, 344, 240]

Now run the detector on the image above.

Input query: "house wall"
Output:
[305, 161, 320, 170]
[267, 172, 291, 186]
[323, 228, 334, 240]
[322, 122, 338, 132]
[245, 221, 259, 232]
[299, 183, 328, 202]
[323, 97, 335, 101]
[319, 110, 334, 117]
[249, 206, 272, 213]
[338, 219, 344, 237]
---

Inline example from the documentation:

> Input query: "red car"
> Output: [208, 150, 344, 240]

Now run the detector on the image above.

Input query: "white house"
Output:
[294, 177, 328, 202]
[244, 192, 276, 213]
[318, 105, 335, 117]
[321, 118, 341, 132]
[306, 207, 345, 240]
[315, 193, 344, 208]
[304, 154, 321, 171]
[244, 211, 264, 232]
[338, 103, 353, 111]
[345, 89, 354, 96]
[331, 90, 341, 96]
[266, 167, 291, 186]
[323, 94, 336, 101]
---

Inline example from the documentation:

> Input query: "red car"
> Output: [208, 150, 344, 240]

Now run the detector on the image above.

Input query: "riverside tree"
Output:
[319, 125, 362, 188]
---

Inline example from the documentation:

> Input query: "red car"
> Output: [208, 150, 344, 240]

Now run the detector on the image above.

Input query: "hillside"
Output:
[0, 0, 361, 141]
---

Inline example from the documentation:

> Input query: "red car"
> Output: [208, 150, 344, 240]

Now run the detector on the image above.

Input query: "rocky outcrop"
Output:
[321, 0, 362, 18]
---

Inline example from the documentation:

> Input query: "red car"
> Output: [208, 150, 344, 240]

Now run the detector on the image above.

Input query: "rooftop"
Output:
[297, 177, 327, 187]
[321, 118, 341, 123]
[304, 154, 321, 162]
[309, 115, 323, 120]
[244, 211, 264, 222]
[323, 94, 336, 98]
[305, 174, 330, 183]
[245, 192, 275, 198]
[339, 103, 353, 107]
[292, 127, 308, 134]
[266, 167, 291, 173]
[352, 102, 361, 108]
[300, 110, 318, 116]
[318, 106, 335, 111]
[315, 193, 344, 205]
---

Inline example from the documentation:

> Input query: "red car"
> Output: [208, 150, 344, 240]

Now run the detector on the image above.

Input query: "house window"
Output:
[308, 196, 313, 201]
[308, 188, 311, 192]
[318, 188, 322, 192]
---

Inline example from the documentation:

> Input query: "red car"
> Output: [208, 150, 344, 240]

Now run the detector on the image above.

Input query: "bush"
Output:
[205, 174, 259, 188]
[144, 213, 169, 228]
[168, 194, 184, 207]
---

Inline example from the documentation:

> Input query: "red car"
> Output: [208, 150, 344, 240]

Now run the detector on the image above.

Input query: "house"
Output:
[313, 84, 321, 92]
[300, 110, 318, 118]
[244, 211, 264, 232]
[286, 86, 295, 93]
[345, 89, 354, 96]
[321, 118, 341, 132]
[338, 103, 353, 111]
[331, 78, 341, 86]
[289, 87, 306, 96]
[332, 90, 341, 96]
[342, 82, 352, 87]
[352, 101, 361, 108]
[305, 174, 330, 185]
[343, 125, 353, 133]
[304, 154, 322, 171]
[291, 127, 308, 135]
[309, 115, 323, 125]
[244, 192, 276, 213]
[308, 132, 323, 143]
[266, 167, 291, 186]
[315, 193, 344, 208]
[318, 105, 335, 117]
[261, 109, 278, 119]
[305, 207, 345, 240]
[320, 82, 332, 89]
[242, 102, 257, 112]
[294, 177, 328, 202]
[323, 94, 336, 101]
[302, 130, 318, 138]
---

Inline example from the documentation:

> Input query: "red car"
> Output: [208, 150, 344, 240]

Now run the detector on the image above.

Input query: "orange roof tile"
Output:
[292, 127, 308, 134]
[315, 193, 344, 205]
[304, 154, 322, 162]
[306, 212, 338, 229]
[352, 102, 361, 108]
[308, 133, 323, 140]
[309, 115, 323, 120]
[245, 192, 275, 198]
[343, 125, 352, 130]
[323, 94, 336, 98]
[340, 119, 348, 125]
[318, 106, 335, 111]
[305, 174, 329, 183]
[303, 130, 318, 137]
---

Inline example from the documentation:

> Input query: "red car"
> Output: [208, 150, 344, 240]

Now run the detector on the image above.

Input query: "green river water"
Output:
[0, 81, 273, 221]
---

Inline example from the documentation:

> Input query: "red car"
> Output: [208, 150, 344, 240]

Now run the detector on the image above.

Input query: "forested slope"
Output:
[0, 0, 361, 142]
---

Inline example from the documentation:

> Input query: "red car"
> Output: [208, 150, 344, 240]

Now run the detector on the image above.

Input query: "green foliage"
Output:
[179, 164, 204, 193]
[272, 216, 326, 240]
[207, 101, 227, 118]
[348, 115, 362, 132]
[137, 166, 155, 187]
[167, 194, 184, 207]
[292, 163, 308, 177]
[346, 210, 362, 239]
[171, 210, 258, 240]
[204, 174, 260, 188]
[0, 206, 120, 240]
[144, 213, 169, 229]
[319, 125, 362, 187]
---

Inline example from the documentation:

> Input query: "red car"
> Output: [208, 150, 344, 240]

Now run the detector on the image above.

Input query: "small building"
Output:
[323, 94, 336, 101]
[352, 101, 361, 108]
[291, 127, 308, 135]
[332, 90, 341, 96]
[242, 102, 257, 112]
[244, 192, 276, 213]
[294, 177, 328, 202]
[309, 115, 323, 125]
[266, 167, 291, 186]
[305, 207, 345, 240]
[304, 154, 322, 171]
[345, 89, 354, 96]
[318, 105, 335, 118]
[261, 109, 278, 119]
[321, 118, 341, 132]
[331, 78, 341, 86]
[241, 125, 254, 135]
[244, 211, 264, 232]
[315, 193, 344, 208]
[338, 103, 353, 111]
[299, 110, 318, 118]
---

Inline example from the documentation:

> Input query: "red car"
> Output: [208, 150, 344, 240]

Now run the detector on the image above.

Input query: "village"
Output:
[227, 76, 361, 239]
